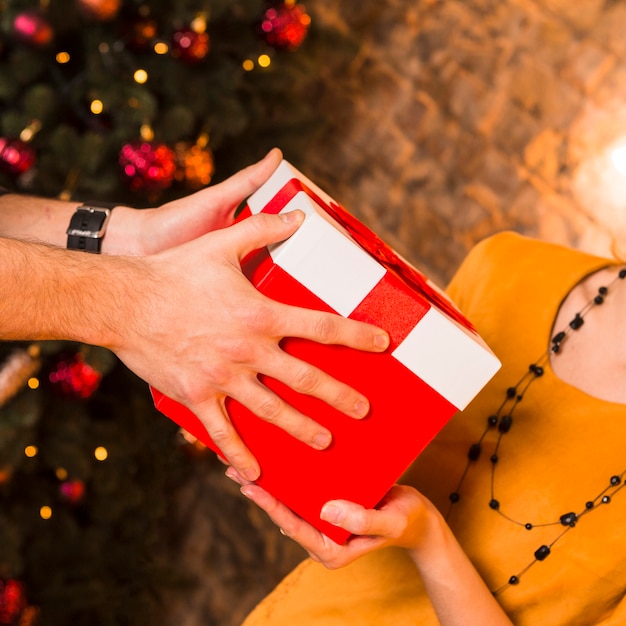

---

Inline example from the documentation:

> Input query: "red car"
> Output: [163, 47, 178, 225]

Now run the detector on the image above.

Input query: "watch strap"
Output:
[66, 202, 115, 253]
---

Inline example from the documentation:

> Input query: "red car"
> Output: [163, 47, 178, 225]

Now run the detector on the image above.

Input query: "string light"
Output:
[258, 54, 271, 68]
[90, 99, 104, 115]
[242, 58, 254, 71]
[39, 506, 52, 520]
[27, 377, 39, 389]
[153, 41, 168, 55]
[24, 445, 38, 458]
[133, 68, 148, 84]
[56, 51, 70, 64]
[55, 468, 68, 480]
[94, 446, 108, 461]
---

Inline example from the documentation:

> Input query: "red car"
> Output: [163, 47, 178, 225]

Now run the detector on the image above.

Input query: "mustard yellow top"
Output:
[243, 232, 626, 626]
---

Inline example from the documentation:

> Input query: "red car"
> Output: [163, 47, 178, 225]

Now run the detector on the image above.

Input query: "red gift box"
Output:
[151, 160, 500, 544]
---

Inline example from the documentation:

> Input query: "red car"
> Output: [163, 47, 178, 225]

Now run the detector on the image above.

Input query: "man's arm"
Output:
[0, 152, 389, 480]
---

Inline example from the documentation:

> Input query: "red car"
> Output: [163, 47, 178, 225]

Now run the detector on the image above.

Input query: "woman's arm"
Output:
[235, 479, 512, 626]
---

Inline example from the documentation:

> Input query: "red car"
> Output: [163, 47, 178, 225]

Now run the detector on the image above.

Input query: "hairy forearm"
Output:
[0, 236, 144, 349]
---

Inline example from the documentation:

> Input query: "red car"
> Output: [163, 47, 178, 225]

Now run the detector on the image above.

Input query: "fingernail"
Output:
[320, 503, 343, 525]
[243, 467, 260, 481]
[313, 431, 332, 450]
[225, 467, 240, 483]
[374, 333, 389, 350]
[353, 399, 369, 418]
[280, 210, 304, 224]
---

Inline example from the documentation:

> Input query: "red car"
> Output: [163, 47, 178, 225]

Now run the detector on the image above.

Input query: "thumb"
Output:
[226, 210, 306, 261]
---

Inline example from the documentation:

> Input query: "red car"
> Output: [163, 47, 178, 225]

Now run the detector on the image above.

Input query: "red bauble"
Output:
[59, 479, 86, 504]
[0, 138, 36, 176]
[12, 11, 53, 47]
[76, 0, 121, 21]
[0, 580, 26, 626]
[171, 28, 210, 63]
[259, 2, 311, 50]
[119, 141, 176, 193]
[49, 354, 102, 399]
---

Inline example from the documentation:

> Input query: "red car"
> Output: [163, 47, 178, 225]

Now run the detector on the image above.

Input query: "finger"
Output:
[232, 376, 333, 450]
[320, 500, 395, 537]
[192, 398, 261, 481]
[224, 466, 253, 486]
[240, 484, 331, 549]
[208, 148, 283, 214]
[271, 303, 390, 354]
[255, 348, 370, 419]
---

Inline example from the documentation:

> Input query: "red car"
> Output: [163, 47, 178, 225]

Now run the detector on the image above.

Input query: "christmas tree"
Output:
[0, 2, 356, 623]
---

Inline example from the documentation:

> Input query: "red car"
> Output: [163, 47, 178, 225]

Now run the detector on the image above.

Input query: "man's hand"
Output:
[110, 209, 389, 481]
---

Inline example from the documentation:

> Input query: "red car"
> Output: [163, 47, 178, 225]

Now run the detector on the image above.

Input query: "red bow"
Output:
[264, 179, 475, 332]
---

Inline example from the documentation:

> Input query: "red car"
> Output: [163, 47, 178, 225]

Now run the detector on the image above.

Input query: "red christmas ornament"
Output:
[0, 580, 26, 625]
[12, 11, 53, 47]
[49, 354, 102, 399]
[259, 2, 311, 50]
[0, 138, 36, 176]
[59, 479, 86, 504]
[76, 0, 122, 21]
[119, 141, 176, 193]
[171, 27, 210, 63]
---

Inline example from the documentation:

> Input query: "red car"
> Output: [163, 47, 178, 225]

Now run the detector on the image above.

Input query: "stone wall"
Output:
[300, 0, 626, 286]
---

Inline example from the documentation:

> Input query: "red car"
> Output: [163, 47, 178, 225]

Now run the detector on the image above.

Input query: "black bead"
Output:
[552, 330, 566, 344]
[530, 364, 544, 377]
[468, 443, 481, 461]
[488, 415, 498, 427]
[498, 415, 513, 433]
[534, 545, 551, 561]
[559, 512, 578, 527]
[602, 495, 611, 504]
[569, 314, 584, 330]
[506, 386, 516, 398]
[599, 286, 608, 295]
[594, 295, 604, 305]
[551, 343, 561, 354]
[611, 475, 620, 486]
[585, 501, 594, 510]
[619, 269, 626, 279]
[508, 575, 519, 585]
[449, 492, 460, 503]
[525, 523, 533, 530]
[490, 454, 499, 464]
[489, 498, 500, 510]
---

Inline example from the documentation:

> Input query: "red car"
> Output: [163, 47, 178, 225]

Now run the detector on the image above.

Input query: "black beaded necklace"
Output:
[445, 266, 626, 596]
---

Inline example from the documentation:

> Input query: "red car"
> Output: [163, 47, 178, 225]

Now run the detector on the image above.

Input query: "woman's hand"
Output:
[229, 468, 436, 569]
[103, 148, 284, 255]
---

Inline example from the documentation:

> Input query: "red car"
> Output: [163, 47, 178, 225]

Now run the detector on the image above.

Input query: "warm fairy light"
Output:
[25, 445, 38, 457]
[94, 446, 108, 461]
[55, 468, 68, 480]
[242, 58, 254, 71]
[39, 506, 52, 520]
[20, 120, 42, 142]
[258, 54, 271, 68]
[140, 123, 154, 141]
[191, 15, 207, 33]
[90, 99, 104, 114]
[134, 68, 148, 84]
[154, 41, 169, 54]
[27, 377, 39, 389]
[56, 51, 70, 64]
[611, 144, 626, 176]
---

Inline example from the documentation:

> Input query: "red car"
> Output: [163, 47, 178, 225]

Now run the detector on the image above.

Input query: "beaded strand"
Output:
[445, 267, 626, 595]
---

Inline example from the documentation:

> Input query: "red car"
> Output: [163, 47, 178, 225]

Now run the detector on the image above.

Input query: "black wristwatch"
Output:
[66, 202, 116, 253]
